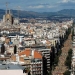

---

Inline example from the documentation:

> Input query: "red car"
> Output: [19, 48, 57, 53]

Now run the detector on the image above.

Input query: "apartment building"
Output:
[24, 39, 36, 46]
[37, 48, 51, 70]
[10, 48, 47, 75]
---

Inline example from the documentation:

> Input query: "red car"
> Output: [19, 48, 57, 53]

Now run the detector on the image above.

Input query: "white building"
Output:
[0, 64, 28, 75]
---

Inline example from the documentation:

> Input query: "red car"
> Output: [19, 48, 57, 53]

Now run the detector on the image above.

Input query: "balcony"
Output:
[31, 62, 42, 64]
[32, 66, 41, 68]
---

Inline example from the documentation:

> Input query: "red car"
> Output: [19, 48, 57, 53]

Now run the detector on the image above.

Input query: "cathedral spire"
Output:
[9, 8, 11, 14]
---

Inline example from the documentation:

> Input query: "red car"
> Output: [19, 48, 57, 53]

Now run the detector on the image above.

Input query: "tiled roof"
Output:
[0, 57, 10, 60]
[11, 48, 42, 62]
[19, 49, 42, 59]
[19, 48, 31, 57]
[34, 50, 42, 59]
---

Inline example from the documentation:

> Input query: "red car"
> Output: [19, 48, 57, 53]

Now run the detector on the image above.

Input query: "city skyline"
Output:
[0, 0, 75, 12]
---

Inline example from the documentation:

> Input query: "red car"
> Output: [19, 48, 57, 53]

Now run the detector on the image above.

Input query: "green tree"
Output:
[65, 49, 72, 69]
[54, 55, 59, 65]
[63, 70, 70, 75]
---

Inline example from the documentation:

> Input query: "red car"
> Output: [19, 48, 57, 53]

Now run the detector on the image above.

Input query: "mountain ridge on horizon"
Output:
[0, 9, 75, 19]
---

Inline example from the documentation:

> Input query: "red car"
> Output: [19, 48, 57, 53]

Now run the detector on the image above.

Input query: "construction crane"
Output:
[17, 6, 21, 21]
[5, 2, 9, 14]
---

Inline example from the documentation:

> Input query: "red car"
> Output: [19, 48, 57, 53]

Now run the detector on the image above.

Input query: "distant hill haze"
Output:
[0, 9, 75, 19]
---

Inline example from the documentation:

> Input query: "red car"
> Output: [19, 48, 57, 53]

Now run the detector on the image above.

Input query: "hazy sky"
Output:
[0, 0, 75, 12]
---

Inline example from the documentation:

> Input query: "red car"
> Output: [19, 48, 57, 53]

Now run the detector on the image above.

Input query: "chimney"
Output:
[31, 50, 34, 58]
[16, 54, 19, 62]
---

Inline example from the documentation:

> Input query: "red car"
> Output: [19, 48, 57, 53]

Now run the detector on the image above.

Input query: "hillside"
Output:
[0, 9, 75, 19]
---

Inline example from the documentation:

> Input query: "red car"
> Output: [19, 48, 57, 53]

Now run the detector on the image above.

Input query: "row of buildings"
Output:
[0, 8, 73, 75]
